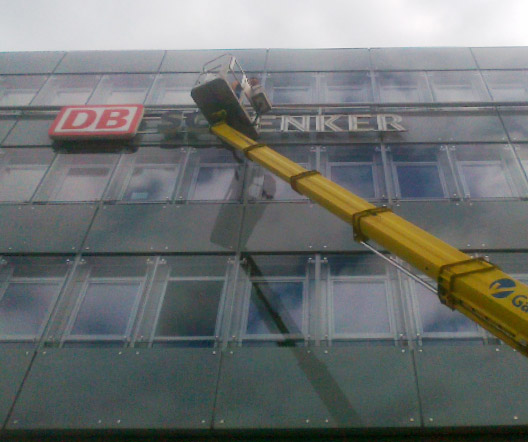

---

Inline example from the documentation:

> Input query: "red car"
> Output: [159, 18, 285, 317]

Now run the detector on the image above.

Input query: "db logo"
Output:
[49, 105, 144, 140]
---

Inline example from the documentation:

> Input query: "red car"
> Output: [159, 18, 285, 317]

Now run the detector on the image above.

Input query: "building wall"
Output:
[1, 47, 528, 438]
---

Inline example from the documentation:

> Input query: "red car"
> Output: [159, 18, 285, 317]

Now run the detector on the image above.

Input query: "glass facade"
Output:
[1, 47, 528, 437]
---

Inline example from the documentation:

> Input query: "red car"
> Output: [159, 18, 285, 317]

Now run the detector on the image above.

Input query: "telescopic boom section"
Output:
[191, 60, 528, 357]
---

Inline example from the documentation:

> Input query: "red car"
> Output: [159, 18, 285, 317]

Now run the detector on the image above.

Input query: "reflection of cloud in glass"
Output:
[71, 282, 139, 336]
[246, 282, 303, 335]
[461, 163, 512, 198]
[0, 283, 57, 335]
[416, 285, 477, 333]
[192, 166, 237, 200]
[123, 166, 179, 201]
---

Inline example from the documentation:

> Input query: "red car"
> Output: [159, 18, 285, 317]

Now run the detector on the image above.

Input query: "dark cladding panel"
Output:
[0, 51, 64, 74]
[84, 204, 242, 253]
[0, 205, 96, 253]
[382, 108, 506, 143]
[8, 348, 219, 429]
[214, 347, 419, 429]
[472, 47, 528, 69]
[241, 203, 363, 252]
[161, 49, 268, 73]
[0, 117, 16, 145]
[371, 47, 477, 70]
[54, 51, 165, 73]
[267, 49, 370, 71]
[415, 346, 528, 426]
[0, 348, 33, 426]
[3, 116, 55, 146]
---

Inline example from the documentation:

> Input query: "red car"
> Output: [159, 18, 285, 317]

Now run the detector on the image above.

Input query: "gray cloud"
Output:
[0, 0, 527, 51]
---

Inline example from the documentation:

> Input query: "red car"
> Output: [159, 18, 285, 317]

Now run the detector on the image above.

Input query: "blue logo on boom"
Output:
[489, 279, 516, 299]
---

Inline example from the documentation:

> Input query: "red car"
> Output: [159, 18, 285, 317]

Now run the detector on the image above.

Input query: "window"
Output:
[32, 75, 101, 105]
[88, 74, 155, 105]
[376, 71, 432, 103]
[0, 148, 54, 202]
[428, 71, 490, 102]
[324, 145, 385, 200]
[264, 73, 317, 104]
[106, 147, 183, 202]
[61, 257, 150, 344]
[0, 257, 69, 341]
[326, 255, 395, 340]
[239, 256, 310, 343]
[146, 73, 196, 105]
[249, 146, 312, 201]
[322, 72, 373, 103]
[0, 75, 47, 106]
[412, 282, 479, 338]
[482, 70, 528, 102]
[35, 153, 118, 202]
[180, 147, 243, 202]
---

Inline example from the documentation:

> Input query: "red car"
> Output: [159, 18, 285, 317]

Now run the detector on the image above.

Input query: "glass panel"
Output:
[482, 71, 528, 102]
[246, 281, 303, 335]
[2, 117, 55, 146]
[323, 72, 372, 103]
[0, 148, 54, 202]
[36, 153, 118, 202]
[146, 73, 197, 105]
[88, 74, 155, 105]
[155, 280, 222, 337]
[0, 52, 64, 75]
[330, 164, 375, 199]
[371, 48, 476, 70]
[472, 47, 528, 70]
[124, 165, 179, 201]
[55, 51, 164, 74]
[32, 75, 101, 105]
[70, 281, 140, 336]
[0, 282, 58, 336]
[376, 71, 432, 103]
[332, 281, 390, 335]
[161, 49, 267, 72]
[395, 164, 445, 198]
[500, 108, 528, 142]
[428, 71, 490, 102]
[459, 162, 513, 198]
[267, 49, 370, 71]
[415, 285, 477, 334]
[265, 73, 316, 104]
[0, 75, 47, 106]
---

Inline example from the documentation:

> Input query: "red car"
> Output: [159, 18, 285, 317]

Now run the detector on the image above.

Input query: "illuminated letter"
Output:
[62, 109, 97, 130]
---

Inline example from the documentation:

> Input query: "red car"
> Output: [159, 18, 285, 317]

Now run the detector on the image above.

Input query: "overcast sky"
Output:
[1, 0, 527, 52]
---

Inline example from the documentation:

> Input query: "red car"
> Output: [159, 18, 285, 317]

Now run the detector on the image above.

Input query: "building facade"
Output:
[1, 47, 528, 441]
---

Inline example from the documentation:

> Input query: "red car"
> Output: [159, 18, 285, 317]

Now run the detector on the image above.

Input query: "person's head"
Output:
[248, 77, 260, 87]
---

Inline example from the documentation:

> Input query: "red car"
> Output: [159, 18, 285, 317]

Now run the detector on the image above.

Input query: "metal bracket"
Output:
[437, 257, 498, 308]
[351, 206, 392, 242]
[289, 170, 321, 193]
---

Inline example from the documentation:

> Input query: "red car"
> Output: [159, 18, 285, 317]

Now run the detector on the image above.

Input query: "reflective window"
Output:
[322, 72, 373, 103]
[106, 147, 183, 202]
[327, 255, 394, 340]
[144, 256, 229, 346]
[413, 283, 478, 336]
[0, 148, 54, 202]
[60, 257, 149, 344]
[88, 74, 155, 105]
[428, 71, 490, 102]
[181, 148, 243, 202]
[390, 146, 451, 199]
[325, 145, 384, 200]
[0, 257, 69, 341]
[0, 75, 47, 106]
[376, 71, 432, 103]
[264, 73, 317, 104]
[240, 256, 309, 342]
[32, 75, 101, 105]
[35, 153, 118, 202]
[452, 145, 519, 199]
[249, 146, 311, 201]
[146, 73, 196, 105]
[482, 71, 528, 102]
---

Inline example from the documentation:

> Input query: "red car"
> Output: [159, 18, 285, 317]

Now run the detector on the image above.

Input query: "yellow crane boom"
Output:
[191, 55, 528, 356]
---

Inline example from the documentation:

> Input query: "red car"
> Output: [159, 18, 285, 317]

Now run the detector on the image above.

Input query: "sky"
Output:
[0, 0, 528, 52]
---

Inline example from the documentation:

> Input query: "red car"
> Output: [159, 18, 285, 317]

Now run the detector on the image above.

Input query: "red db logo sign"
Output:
[49, 105, 144, 140]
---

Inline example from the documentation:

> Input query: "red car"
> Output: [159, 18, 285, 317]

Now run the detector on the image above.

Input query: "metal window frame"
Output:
[62, 274, 147, 344]
[327, 160, 381, 200]
[391, 160, 449, 200]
